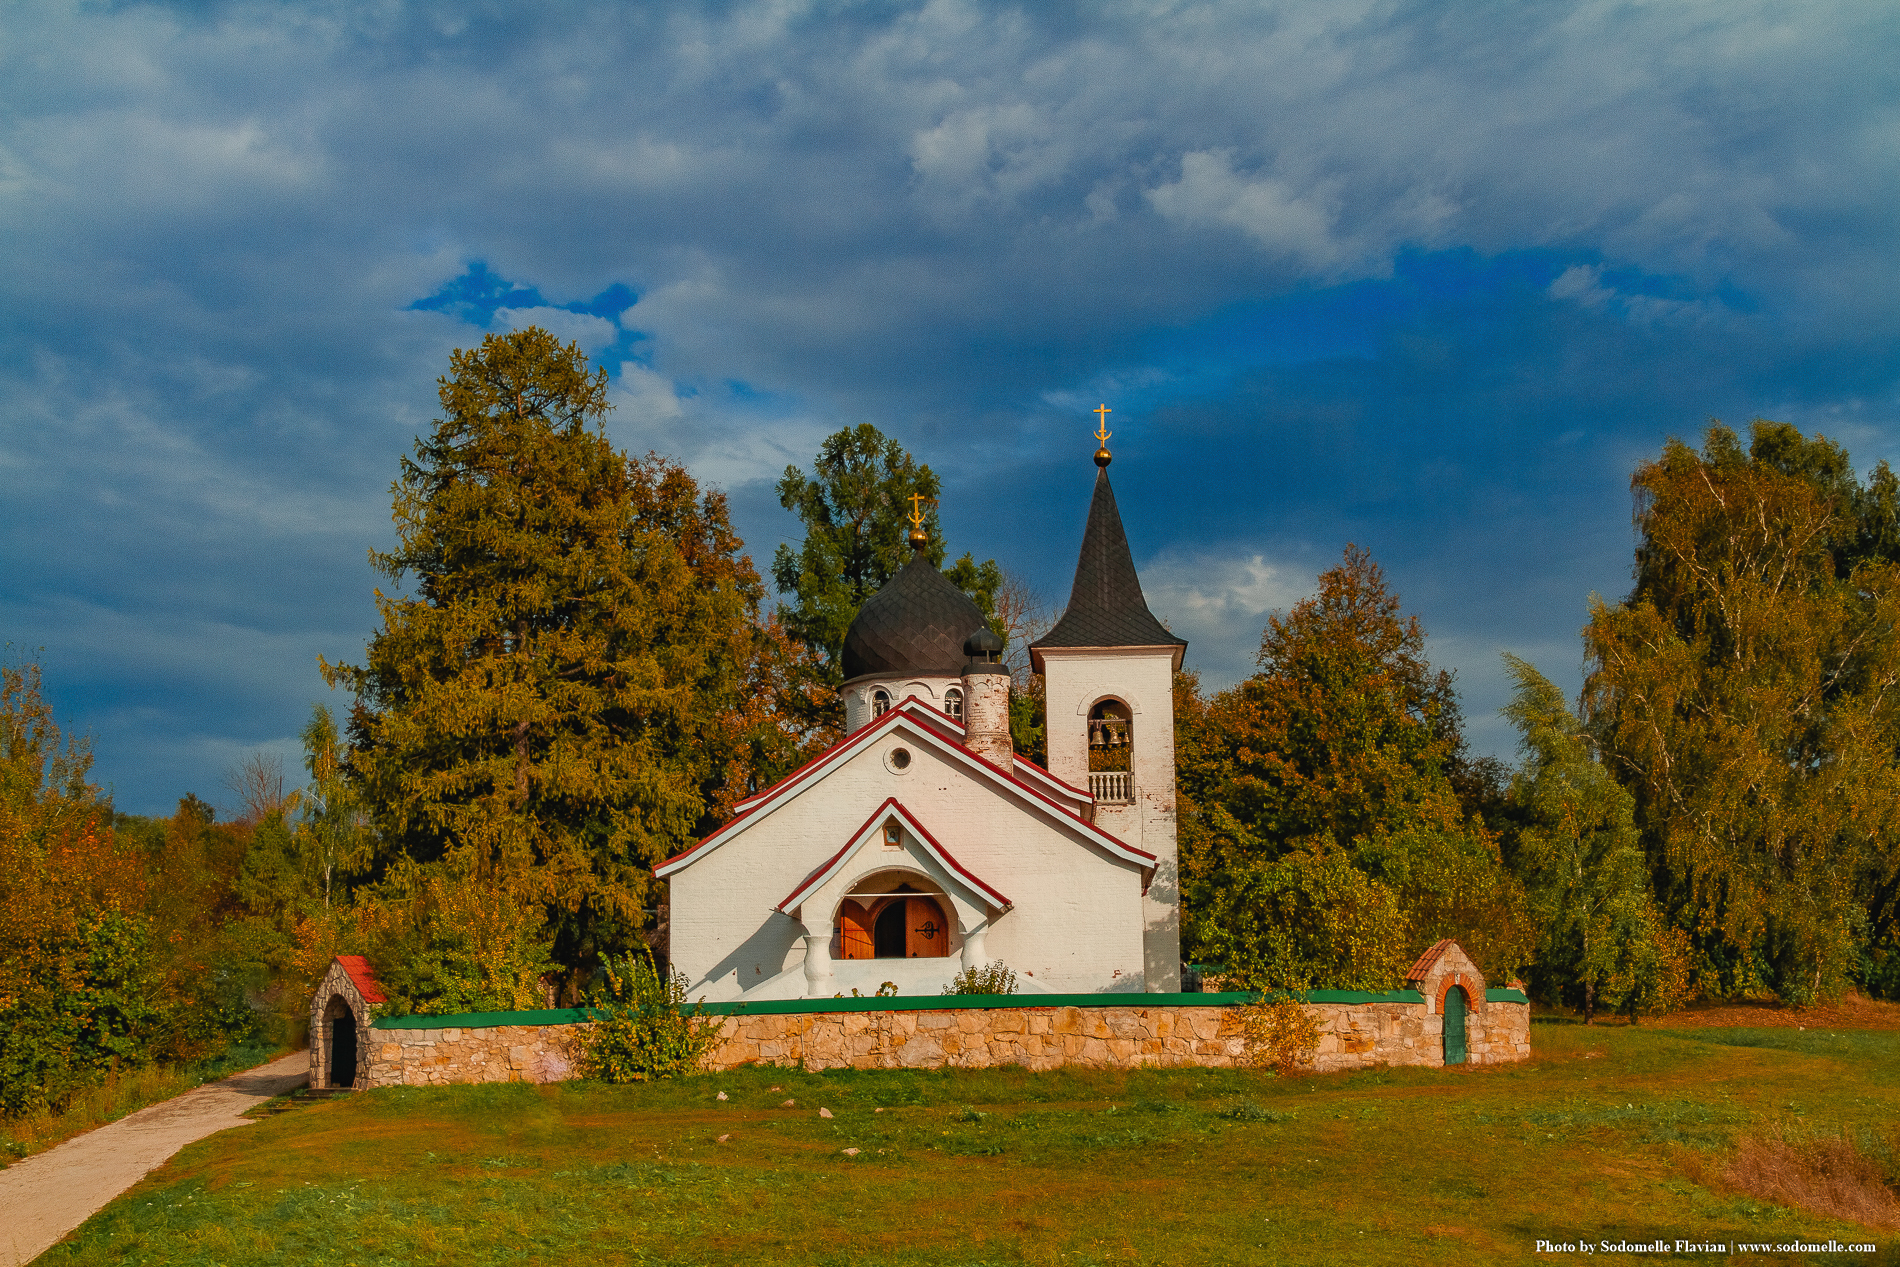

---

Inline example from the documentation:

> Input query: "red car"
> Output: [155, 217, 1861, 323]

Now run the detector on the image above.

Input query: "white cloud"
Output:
[611, 362, 685, 423]
[1547, 264, 1725, 327]
[1147, 151, 1346, 269]
[1141, 551, 1317, 689]
[495, 307, 618, 352]
[1548, 265, 1614, 308]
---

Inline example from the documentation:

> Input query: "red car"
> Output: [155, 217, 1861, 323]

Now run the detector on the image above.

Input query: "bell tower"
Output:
[1030, 408, 1187, 991]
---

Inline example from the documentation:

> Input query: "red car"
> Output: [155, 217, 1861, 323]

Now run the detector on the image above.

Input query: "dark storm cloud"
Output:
[1, 0, 1895, 810]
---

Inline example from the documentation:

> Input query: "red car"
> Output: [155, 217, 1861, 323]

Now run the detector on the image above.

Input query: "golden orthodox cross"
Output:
[1095, 403, 1112, 445]
[908, 492, 938, 529]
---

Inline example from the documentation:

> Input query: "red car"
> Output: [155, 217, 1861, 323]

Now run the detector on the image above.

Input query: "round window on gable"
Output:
[944, 687, 963, 720]
[886, 746, 912, 773]
[872, 689, 891, 717]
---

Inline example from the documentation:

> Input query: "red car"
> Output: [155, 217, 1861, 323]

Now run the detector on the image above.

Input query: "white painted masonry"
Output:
[842, 674, 960, 732]
[659, 700, 1153, 1000]
[1039, 644, 1183, 991]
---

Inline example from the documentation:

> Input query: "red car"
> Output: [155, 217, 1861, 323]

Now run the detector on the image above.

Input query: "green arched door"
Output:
[1443, 986, 1468, 1065]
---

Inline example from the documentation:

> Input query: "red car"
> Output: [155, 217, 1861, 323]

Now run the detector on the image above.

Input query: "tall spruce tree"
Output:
[771, 424, 1002, 733]
[322, 329, 766, 966]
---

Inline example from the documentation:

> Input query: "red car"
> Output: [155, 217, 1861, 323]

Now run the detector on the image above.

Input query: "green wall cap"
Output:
[374, 1007, 599, 1030]
[688, 991, 1262, 1016]
[1300, 990, 1424, 1004]
[1485, 988, 1530, 1004]
[370, 987, 1473, 1029]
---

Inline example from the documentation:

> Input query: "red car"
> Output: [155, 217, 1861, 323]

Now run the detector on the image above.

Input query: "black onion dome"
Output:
[842, 553, 990, 681]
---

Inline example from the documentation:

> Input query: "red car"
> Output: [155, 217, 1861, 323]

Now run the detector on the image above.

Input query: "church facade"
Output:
[658, 438, 1187, 999]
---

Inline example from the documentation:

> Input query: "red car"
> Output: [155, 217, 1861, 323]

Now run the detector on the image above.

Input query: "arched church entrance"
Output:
[837, 887, 951, 959]
[324, 995, 358, 1087]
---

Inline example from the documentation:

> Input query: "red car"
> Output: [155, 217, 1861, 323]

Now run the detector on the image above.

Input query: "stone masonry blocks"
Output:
[359, 997, 1528, 1087]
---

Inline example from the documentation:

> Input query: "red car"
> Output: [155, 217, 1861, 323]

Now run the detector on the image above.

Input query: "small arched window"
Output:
[944, 687, 963, 720]
[872, 689, 891, 717]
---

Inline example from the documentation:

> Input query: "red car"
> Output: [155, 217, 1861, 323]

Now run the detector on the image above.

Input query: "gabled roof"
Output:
[888, 697, 1093, 812]
[776, 797, 1012, 914]
[1031, 467, 1186, 666]
[1405, 939, 1460, 984]
[335, 954, 387, 1003]
[656, 697, 1152, 879]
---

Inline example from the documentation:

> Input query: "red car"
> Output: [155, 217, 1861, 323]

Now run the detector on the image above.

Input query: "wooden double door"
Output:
[838, 895, 951, 959]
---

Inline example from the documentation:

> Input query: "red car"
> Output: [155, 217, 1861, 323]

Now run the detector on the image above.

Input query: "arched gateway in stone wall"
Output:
[308, 955, 386, 1090]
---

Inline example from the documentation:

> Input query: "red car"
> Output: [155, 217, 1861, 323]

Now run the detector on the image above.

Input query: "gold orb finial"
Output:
[906, 491, 938, 550]
[1094, 403, 1113, 467]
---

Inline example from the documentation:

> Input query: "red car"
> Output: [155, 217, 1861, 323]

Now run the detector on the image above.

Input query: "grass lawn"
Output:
[40, 1021, 1899, 1266]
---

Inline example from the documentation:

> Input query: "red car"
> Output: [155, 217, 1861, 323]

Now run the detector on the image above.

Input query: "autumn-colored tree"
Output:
[1584, 422, 1900, 1002]
[0, 660, 165, 1114]
[771, 424, 1003, 734]
[1179, 547, 1533, 986]
[1503, 655, 1690, 1021]
[322, 329, 771, 975]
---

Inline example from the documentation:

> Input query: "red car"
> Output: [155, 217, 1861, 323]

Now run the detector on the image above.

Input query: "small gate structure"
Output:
[308, 955, 386, 1090]
[1405, 939, 1486, 1069]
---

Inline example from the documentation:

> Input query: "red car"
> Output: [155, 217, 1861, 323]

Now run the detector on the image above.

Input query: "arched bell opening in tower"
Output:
[1087, 698, 1132, 773]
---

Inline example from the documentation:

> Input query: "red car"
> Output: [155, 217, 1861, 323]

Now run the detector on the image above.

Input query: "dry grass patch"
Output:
[1720, 1127, 1900, 1230]
[1653, 990, 1900, 1031]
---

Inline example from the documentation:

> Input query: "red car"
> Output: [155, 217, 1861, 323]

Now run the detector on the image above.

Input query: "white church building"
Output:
[657, 438, 1188, 998]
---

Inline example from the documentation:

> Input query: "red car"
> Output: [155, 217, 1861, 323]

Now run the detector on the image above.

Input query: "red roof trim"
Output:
[773, 800, 897, 915]
[335, 954, 387, 1003]
[776, 796, 1013, 914]
[655, 696, 1150, 877]
[933, 722, 1154, 865]
[656, 705, 912, 874]
[1009, 752, 1092, 803]
[877, 699, 1090, 807]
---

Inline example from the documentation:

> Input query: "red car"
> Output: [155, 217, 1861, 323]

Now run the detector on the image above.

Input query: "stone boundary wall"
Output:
[706, 997, 1528, 1072]
[361, 996, 1529, 1086]
[365, 1022, 588, 1088]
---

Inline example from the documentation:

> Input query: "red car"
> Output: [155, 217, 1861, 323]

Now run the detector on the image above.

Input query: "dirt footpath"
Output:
[0, 1051, 308, 1265]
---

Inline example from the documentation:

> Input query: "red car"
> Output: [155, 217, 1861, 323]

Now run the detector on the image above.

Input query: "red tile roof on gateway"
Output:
[336, 954, 388, 1003]
[1404, 939, 1458, 984]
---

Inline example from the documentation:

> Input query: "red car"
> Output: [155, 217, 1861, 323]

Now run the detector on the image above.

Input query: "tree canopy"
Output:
[1179, 546, 1532, 987]
[322, 329, 771, 972]
[1503, 654, 1690, 1021]
[770, 423, 1003, 732]
[1584, 421, 1900, 1002]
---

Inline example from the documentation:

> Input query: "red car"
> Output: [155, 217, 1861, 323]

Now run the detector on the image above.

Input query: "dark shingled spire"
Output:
[1032, 468, 1186, 654]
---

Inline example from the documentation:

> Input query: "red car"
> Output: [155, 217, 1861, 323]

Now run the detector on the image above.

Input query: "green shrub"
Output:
[580, 952, 718, 1083]
[1234, 996, 1322, 1074]
[942, 961, 1017, 995]
[0, 908, 166, 1117]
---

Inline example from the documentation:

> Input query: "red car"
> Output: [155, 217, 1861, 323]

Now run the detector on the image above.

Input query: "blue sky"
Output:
[3, 1, 1896, 815]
